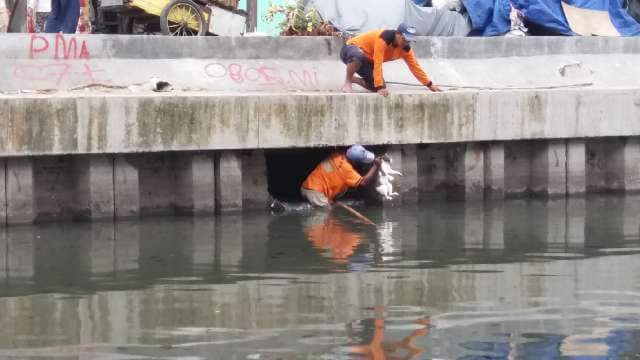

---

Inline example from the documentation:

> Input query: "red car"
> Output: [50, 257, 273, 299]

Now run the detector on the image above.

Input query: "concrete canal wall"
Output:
[1, 33, 640, 92]
[0, 34, 640, 224]
[1, 89, 640, 223]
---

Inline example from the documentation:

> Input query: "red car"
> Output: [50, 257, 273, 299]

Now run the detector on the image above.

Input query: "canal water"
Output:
[2, 195, 640, 359]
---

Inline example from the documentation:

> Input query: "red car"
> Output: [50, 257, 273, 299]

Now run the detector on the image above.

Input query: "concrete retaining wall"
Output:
[1, 89, 640, 155]
[1, 136, 640, 224]
[1, 34, 640, 92]
[0, 88, 638, 224]
[1, 34, 640, 224]
[1, 150, 271, 223]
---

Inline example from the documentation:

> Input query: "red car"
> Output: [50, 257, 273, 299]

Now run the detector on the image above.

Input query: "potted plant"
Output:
[265, 0, 336, 36]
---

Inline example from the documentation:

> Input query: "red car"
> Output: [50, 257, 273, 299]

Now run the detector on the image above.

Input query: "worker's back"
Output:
[346, 29, 410, 63]
[302, 152, 362, 202]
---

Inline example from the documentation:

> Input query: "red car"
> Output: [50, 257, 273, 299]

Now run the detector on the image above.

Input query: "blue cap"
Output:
[397, 23, 417, 42]
[346, 145, 375, 164]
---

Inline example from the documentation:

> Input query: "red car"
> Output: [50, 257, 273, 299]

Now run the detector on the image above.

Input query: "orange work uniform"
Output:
[302, 152, 362, 202]
[346, 29, 432, 90]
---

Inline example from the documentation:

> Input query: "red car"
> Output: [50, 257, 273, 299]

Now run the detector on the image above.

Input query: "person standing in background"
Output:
[29, 0, 52, 33]
[44, 0, 79, 33]
[76, 0, 91, 33]
[0, 0, 9, 32]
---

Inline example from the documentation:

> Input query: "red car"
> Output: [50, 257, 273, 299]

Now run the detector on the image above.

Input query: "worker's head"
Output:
[346, 145, 375, 165]
[396, 23, 417, 48]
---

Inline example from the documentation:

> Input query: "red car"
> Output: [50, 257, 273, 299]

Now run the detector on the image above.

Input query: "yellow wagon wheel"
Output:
[160, 0, 206, 36]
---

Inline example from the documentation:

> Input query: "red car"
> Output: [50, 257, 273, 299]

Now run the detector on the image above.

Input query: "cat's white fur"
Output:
[376, 155, 402, 200]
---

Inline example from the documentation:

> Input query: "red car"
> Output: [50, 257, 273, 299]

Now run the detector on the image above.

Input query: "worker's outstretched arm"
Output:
[403, 50, 442, 92]
[359, 158, 382, 187]
[372, 38, 389, 96]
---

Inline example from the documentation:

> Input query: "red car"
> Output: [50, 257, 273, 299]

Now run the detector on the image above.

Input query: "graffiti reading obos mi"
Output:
[205, 62, 320, 88]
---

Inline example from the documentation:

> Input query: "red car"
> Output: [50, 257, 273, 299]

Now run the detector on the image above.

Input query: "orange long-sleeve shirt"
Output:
[302, 152, 362, 202]
[346, 29, 432, 90]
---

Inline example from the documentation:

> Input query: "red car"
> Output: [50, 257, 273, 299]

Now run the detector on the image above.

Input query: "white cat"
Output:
[376, 155, 402, 200]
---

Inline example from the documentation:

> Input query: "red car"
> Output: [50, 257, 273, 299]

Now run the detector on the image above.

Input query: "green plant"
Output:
[265, 0, 334, 36]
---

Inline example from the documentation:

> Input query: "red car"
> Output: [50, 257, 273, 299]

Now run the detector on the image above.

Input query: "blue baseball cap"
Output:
[397, 23, 417, 42]
[346, 145, 375, 164]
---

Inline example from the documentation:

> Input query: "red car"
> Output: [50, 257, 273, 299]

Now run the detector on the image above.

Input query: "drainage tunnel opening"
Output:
[265, 146, 388, 202]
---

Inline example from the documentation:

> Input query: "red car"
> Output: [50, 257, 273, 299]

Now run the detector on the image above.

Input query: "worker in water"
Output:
[341, 23, 442, 96]
[301, 145, 381, 207]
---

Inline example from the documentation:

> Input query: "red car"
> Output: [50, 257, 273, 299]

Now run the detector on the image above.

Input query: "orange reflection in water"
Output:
[348, 312, 430, 360]
[304, 212, 363, 262]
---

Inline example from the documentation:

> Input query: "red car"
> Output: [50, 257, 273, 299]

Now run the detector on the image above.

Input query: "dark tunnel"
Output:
[264, 146, 389, 202]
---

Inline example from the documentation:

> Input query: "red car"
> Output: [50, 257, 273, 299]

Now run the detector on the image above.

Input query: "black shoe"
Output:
[269, 198, 286, 214]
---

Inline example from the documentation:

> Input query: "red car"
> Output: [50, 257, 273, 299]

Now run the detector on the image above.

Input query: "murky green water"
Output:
[2, 195, 640, 359]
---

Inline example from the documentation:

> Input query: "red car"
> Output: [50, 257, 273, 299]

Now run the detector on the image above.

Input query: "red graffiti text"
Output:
[205, 62, 320, 89]
[14, 63, 106, 86]
[29, 34, 90, 60]
[16, 34, 110, 87]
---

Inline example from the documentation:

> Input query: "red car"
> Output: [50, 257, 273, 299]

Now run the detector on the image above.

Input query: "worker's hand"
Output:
[377, 89, 390, 97]
[373, 157, 383, 167]
[428, 84, 443, 92]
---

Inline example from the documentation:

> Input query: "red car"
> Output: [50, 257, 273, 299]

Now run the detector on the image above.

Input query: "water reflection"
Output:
[0, 195, 639, 358]
[345, 307, 430, 360]
[459, 329, 640, 359]
[304, 210, 363, 264]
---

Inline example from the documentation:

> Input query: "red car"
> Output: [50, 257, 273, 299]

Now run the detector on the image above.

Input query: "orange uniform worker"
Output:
[341, 23, 442, 97]
[301, 145, 381, 207]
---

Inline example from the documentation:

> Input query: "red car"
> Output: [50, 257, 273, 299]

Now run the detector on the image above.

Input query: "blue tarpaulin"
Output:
[463, 0, 511, 35]
[510, 0, 570, 34]
[462, 0, 640, 36]
[567, 0, 640, 35]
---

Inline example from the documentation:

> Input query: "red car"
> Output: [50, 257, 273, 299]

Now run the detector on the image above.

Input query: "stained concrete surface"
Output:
[1, 34, 640, 92]
[1, 89, 639, 156]
[1, 34, 639, 223]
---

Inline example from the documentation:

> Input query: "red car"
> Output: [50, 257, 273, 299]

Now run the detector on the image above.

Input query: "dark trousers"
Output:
[44, 0, 80, 33]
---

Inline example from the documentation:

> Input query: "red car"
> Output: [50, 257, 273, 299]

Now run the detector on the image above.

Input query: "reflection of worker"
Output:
[301, 145, 381, 207]
[341, 23, 442, 96]
[348, 310, 430, 360]
[304, 211, 362, 262]
[45, 0, 80, 33]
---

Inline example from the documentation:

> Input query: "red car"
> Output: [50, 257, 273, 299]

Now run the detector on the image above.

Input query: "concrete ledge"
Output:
[2, 34, 640, 92]
[0, 34, 342, 61]
[0, 89, 639, 156]
[2, 34, 640, 60]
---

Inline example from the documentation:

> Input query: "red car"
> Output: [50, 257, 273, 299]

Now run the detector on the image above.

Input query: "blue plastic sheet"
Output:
[513, 0, 572, 34]
[463, 0, 640, 36]
[604, 0, 640, 35]
[463, 0, 511, 35]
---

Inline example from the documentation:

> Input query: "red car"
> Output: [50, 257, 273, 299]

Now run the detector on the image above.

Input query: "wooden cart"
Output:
[95, 0, 246, 36]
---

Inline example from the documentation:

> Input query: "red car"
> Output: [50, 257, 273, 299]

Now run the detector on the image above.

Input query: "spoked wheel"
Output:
[160, 0, 206, 36]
